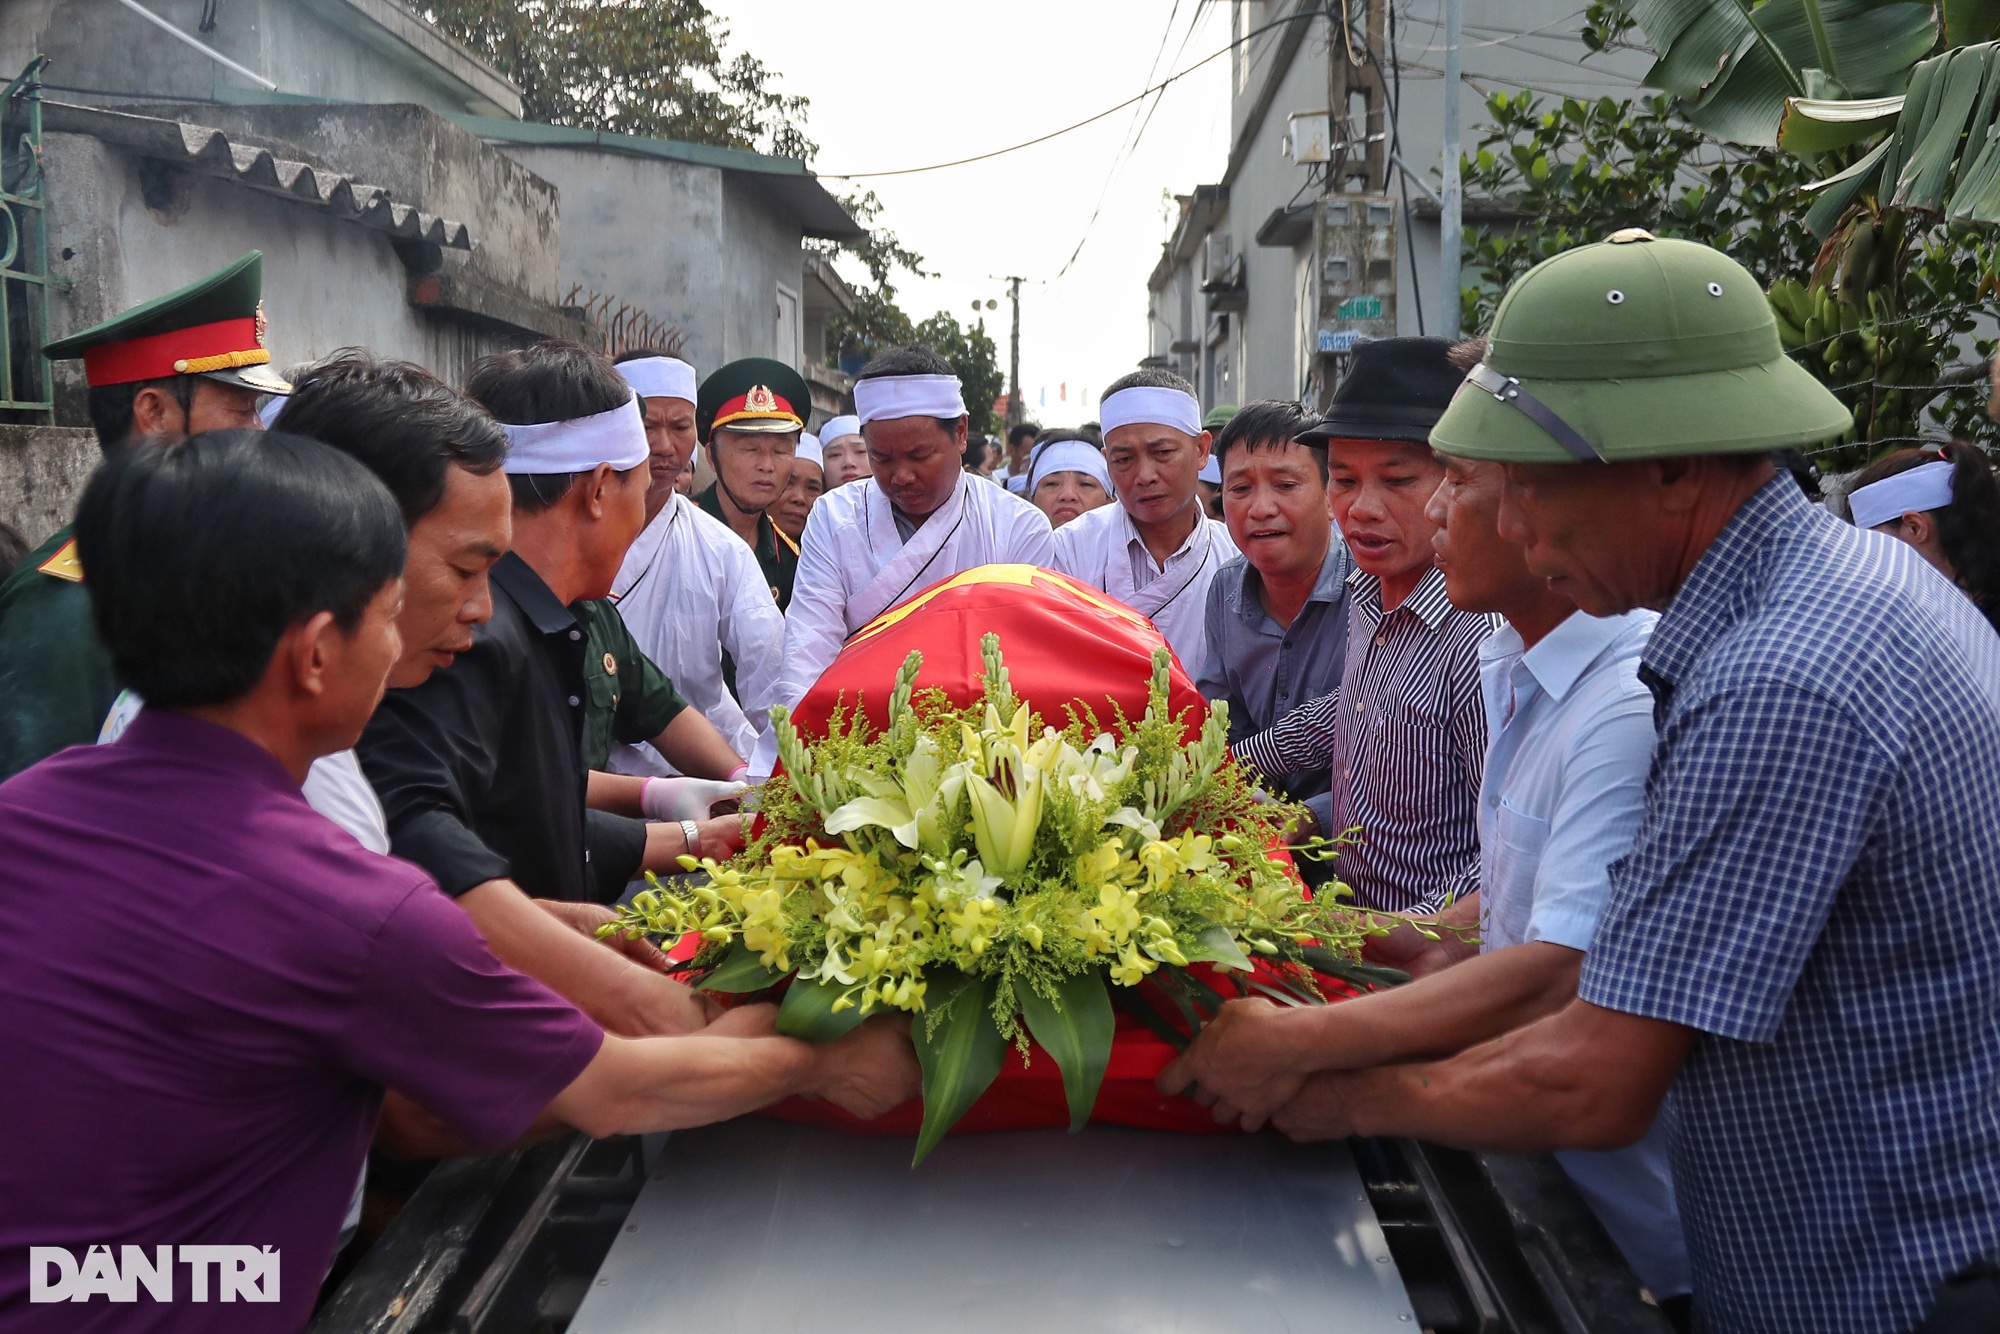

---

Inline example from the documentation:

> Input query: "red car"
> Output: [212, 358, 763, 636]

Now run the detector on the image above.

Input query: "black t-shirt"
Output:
[358, 552, 646, 903]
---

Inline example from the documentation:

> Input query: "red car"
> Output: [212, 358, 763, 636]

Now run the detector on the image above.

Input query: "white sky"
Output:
[711, 0, 1233, 429]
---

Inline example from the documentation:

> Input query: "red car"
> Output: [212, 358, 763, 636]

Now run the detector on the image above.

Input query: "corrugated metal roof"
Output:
[445, 114, 865, 242]
[45, 101, 473, 250]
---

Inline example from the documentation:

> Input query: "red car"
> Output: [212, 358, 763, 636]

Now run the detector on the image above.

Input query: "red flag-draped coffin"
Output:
[754, 563, 1347, 1136]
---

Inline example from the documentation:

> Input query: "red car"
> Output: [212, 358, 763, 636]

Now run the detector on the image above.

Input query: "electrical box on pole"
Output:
[1308, 194, 1398, 409]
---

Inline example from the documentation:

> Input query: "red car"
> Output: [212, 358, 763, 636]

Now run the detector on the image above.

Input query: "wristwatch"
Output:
[680, 819, 701, 858]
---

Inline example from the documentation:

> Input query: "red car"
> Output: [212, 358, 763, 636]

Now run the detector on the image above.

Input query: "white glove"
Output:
[640, 775, 749, 822]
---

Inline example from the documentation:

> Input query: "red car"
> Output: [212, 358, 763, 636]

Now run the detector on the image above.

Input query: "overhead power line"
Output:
[819, 8, 1328, 181]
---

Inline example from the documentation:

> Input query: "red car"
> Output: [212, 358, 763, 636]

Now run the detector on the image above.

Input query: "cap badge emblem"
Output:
[254, 300, 268, 348]
[746, 384, 779, 413]
[603, 652, 618, 675]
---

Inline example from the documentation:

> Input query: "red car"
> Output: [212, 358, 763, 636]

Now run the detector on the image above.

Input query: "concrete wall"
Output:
[127, 102, 563, 304]
[492, 144, 807, 375]
[3, 0, 509, 115]
[40, 130, 538, 414]
[0, 424, 95, 546]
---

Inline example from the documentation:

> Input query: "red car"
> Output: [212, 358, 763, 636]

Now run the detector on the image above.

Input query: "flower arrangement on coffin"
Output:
[603, 635, 1381, 1164]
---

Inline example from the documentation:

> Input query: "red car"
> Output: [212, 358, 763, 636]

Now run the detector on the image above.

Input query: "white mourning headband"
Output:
[500, 393, 651, 475]
[617, 356, 697, 404]
[796, 433, 824, 467]
[853, 374, 966, 426]
[819, 414, 861, 443]
[1099, 385, 1202, 438]
[1029, 439, 1110, 493]
[1849, 460, 1955, 531]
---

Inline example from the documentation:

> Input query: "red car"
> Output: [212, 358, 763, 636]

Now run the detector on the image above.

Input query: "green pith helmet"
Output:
[1429, 230, 1849, 464]
[1202, 404, 1238, 432]
[43, 251, 291, 395]
[696, 357, 810, 443]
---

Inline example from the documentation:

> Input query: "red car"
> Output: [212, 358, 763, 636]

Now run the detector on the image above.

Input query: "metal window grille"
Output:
[0, 57, 52, 422]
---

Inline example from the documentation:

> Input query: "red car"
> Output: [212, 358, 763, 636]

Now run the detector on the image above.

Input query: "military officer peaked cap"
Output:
[43, 251, 291, 395]
[696, 357, 809, 443]
[1430, 230, 1848, 464]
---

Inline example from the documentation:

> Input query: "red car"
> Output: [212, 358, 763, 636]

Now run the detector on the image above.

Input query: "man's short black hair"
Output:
[1101, 367, 1197, 400]
[965, 434, 989, 472]
[1214, 400, 1327, 481]
[75, 430, 406, 708]
[856, 346, 955, 379]
[86, 376, 192, 453]
[273, 350, 507, 526]
[612, 346, 676, 365]
[465, 340, 634, 514]
[1007, 422, 1040, 447]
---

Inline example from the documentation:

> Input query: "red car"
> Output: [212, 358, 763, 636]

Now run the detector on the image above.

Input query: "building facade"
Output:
[1145, 0, 1650, 409]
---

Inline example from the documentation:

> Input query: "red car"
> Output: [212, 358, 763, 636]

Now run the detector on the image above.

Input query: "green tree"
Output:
[1463, 82, 1997, 467]
[815, 189, 931, 369]
[911, 313, 1006, 437]
[420, 0, 813, 157]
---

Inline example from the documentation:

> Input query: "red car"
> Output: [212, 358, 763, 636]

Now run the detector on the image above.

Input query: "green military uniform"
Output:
[0, 253, 289, 781]
[576, 598, 688, 772]
[694, 357, 809, 612]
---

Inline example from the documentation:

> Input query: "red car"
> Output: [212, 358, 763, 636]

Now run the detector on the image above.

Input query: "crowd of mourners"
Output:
[1, 230, 1999, 1334]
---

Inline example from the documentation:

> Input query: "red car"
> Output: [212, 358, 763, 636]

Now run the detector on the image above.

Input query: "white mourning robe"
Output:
[607, 493, 786, 773]
[756, 472, 1055, 771]
[1051, 502, 1238, 678]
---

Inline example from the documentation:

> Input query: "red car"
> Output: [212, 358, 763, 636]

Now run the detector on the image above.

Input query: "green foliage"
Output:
[1462, 84, 2000, 464]
[420, 0, 812, 157]
[913, 313, 1006, 436]
[604, 636, 1375, 1156]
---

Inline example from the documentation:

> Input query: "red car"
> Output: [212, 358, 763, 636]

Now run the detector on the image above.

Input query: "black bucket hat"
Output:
[1299, 336, 1464, 445]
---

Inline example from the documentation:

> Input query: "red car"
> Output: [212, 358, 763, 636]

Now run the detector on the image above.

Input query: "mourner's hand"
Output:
[809, 1014, 922, 1120]
[699, 1001, 781, 1038]
[536, 899, 674, 973]
[1270, 1073, 1361, 1142]
[610, 968, 722, 1038]
[695, 813, 749, 859]
[1360, 912, 1469, 980]
[640, 775, 750, 822]
[1156, 998, 1313, 1131]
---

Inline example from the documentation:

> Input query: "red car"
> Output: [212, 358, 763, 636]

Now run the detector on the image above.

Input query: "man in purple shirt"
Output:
[0, 432, 915, 1331]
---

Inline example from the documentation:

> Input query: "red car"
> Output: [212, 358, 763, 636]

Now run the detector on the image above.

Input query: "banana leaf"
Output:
[1777, 94, 1905, 152]
[911, 970, 1006, 1166]
[1893, 45, 1993, 210]
[1629, 0, 1935, 147]
[1945, 0, 2000, 45]
[1802, 137, 1892, 235]
[696, 943, 785, 994]
[1018, 970, 1115, 1132]
[775, 973, 870, 1041]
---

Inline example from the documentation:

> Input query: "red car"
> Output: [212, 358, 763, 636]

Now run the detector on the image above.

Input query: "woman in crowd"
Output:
[1026, 430, 1113, 529]
[1848, 441, 2000, 632]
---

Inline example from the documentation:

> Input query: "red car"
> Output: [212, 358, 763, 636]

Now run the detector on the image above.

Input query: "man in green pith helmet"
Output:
[0, 252, 290, 781]
[1163, 230, 2000, 1332]
[693, 358, 809, 610]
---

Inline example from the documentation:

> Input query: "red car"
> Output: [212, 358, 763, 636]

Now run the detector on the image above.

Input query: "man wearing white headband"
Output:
[762, 347, 1055, 771]
[819, 414, 868, 488]
[604, 351, 788, 779]
[1051, 368, 1238, 674]
[361, 346, 746, 1025]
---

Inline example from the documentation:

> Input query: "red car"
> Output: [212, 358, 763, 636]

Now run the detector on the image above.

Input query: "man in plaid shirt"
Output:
[1165, 233, 2000, 1332]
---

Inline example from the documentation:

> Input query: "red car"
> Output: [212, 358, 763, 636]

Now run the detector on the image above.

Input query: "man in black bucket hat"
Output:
[1233, 337, 1498, 920]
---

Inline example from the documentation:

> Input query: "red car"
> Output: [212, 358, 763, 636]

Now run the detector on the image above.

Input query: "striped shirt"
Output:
[1240, 565, 1496, 913]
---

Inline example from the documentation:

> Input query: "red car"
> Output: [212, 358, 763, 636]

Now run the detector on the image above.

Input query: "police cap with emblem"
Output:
[695, 357, 810, 443]
[43, 251, 291, 396]
[1430, 230, 1847, 463]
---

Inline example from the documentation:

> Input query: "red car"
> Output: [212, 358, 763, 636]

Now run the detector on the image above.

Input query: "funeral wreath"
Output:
[602, 635, 1378, 1162]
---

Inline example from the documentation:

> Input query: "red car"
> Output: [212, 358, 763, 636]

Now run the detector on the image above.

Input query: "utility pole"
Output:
[1005, 276, 1024, 428]
[1440, 0, 1463, 340]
